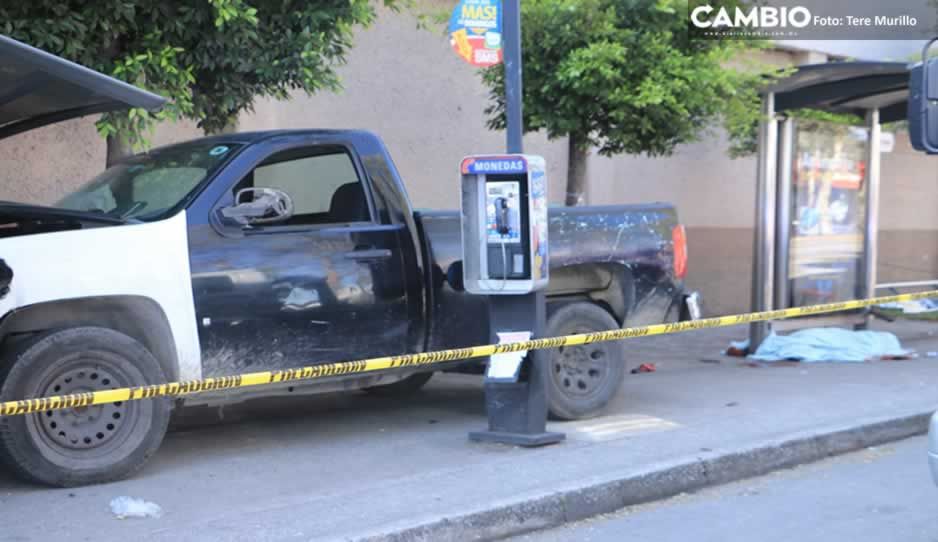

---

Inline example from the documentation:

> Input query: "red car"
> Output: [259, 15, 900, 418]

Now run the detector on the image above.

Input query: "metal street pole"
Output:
[470, 0, 563, 447]
[503, 0, 523, 154]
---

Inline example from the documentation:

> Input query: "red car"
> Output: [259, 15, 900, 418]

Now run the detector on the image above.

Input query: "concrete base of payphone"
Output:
[468, 293, 565, 447]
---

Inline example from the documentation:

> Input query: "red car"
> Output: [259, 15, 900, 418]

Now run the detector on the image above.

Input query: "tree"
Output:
[481, 0, 766, 205]
[2, 0, 392, 165]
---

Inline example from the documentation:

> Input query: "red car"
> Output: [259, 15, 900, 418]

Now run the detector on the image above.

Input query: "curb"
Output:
[354, 411, 931, 542]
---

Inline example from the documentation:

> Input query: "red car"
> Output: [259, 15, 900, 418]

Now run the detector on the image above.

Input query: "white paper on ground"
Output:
[486, 331, 531, 381]
[110, 496, 163, 519]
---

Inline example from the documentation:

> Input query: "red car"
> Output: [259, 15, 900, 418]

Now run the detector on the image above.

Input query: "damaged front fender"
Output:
[0, 211, 201, 381]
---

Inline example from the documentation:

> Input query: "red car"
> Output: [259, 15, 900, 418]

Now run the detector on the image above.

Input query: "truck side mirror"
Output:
[220, 187, 295, 226]
[908, 38, 938, 154]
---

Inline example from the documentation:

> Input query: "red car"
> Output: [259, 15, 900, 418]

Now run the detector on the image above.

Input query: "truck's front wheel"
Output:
[545, 302, 625, 420]
[0, 327, 171, 487]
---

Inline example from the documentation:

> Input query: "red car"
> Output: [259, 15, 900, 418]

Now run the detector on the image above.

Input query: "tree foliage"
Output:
[480, 0, 772, 203]
[2, 0, 392, 154]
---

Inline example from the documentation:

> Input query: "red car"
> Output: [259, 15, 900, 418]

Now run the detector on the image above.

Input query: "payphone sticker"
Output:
[486, 331, 531, 382]
[530, 170, 548, 281]
[461, 157, 527, 175]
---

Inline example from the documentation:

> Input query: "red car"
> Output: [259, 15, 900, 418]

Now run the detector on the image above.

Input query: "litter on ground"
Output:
[878, 298, 938, 315]
[631, 363, 657, 374]
[109, 496, 163, 519]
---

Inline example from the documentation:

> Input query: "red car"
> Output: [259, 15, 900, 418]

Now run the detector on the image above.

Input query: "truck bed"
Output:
[417, 203, 684, 352]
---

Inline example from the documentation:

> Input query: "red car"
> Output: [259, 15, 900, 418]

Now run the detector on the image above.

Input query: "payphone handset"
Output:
[460, 154, 548, 295]
[485, 180, 523, 289]
[487, 181, 521, 241]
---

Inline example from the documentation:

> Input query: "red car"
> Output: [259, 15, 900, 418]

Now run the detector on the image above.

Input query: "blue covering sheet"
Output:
[748, 328, 907, 362]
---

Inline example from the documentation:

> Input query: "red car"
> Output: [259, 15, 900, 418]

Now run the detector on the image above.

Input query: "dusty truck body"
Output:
[0, 36, 689, 486]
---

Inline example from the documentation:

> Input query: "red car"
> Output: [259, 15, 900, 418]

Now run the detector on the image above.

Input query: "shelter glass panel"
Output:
[788, 122, 868, 307]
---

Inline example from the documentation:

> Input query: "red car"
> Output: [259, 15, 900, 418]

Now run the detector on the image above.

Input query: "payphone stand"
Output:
[469, 292, 564, 446]
[460, 155, 564, 447]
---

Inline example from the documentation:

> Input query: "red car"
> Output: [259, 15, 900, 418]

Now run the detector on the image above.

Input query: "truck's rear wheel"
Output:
[0, 327, 171, 487]
[545, 302, 625, 420]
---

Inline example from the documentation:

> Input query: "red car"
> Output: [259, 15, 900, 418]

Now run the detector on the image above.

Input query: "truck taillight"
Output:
[672, 224, 687, 279]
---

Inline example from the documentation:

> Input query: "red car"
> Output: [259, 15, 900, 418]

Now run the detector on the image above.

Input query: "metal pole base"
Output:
[469, 380, 564, 447]
[469, 430, 564, 447]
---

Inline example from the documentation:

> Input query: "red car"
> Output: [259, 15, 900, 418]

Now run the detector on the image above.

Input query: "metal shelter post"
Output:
[774, 116, 795, 311]
[860, 108, 881, 327]
[749, 93, 778, 350]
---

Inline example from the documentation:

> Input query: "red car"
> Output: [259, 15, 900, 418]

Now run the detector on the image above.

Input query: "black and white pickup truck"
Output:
[0, 36, 691, 486]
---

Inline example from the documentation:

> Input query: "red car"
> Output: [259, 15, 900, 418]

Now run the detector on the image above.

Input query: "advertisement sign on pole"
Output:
[448, 0, 503, 67]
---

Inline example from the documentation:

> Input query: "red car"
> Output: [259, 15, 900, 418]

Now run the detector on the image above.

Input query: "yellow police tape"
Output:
[0, 290, 935, 417]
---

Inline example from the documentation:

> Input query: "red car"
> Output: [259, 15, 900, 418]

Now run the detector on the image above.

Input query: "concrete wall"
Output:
[2, 2, 936, 317]
[237, 1, 570, 209]
[877, 131, 938, 287]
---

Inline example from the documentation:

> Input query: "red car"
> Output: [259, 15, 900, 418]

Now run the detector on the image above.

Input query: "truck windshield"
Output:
[55, 141, 241, 221]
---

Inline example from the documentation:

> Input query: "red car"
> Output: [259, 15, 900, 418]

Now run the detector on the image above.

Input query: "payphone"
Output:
[461, 154, 562, 447]
[460, 154, 549, 294]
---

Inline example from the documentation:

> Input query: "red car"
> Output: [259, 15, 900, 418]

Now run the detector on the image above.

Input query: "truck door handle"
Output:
[344, 248, 392, 261]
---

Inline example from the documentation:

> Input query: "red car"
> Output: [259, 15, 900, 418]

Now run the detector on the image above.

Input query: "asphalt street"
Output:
[515, 436, 937, 542]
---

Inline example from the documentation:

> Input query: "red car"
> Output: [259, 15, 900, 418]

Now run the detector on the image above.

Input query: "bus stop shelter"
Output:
[0, 34, 166, 140]
[749, 61, 911, 347]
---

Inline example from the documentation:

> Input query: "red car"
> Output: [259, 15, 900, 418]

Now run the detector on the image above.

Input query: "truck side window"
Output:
[238, 147, 370, 226]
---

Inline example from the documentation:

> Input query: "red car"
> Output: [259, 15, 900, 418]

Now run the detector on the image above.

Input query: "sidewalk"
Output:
[1, 321, 936, 541]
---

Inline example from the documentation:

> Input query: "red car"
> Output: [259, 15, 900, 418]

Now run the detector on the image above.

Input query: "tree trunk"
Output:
[105, 133, 133, 168]
[565, 134, 589, 206]
[205, 116, 239, 135]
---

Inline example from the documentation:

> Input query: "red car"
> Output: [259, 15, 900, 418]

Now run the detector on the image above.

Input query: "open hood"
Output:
[0, 34, 167, 140]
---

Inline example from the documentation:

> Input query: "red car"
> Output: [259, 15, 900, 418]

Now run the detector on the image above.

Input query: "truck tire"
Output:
[0, 327, 171, 487]
[545, 302, 625, 420]
[363, 372, 433, 396]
